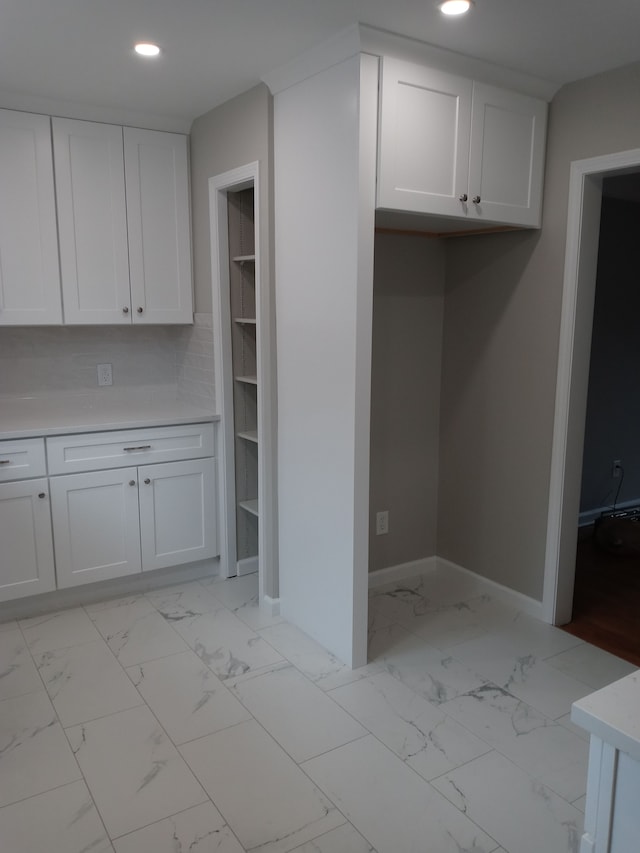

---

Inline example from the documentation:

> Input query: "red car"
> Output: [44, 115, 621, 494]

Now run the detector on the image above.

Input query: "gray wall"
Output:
[189, 84, 273, 314]
[580, 196, 640, 514]
[438, 60, 640, 601]
[369, 232, 445, 572]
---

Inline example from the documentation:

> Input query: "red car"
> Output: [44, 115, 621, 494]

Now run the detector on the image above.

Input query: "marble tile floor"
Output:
[0, 566, 636, 853]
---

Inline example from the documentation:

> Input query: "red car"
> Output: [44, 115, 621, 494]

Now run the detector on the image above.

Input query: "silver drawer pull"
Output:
[129, 480, 136, 486]
[123, 445, 152, 452]
[0, 460, 11, 465]
[38, 492, 46, 499]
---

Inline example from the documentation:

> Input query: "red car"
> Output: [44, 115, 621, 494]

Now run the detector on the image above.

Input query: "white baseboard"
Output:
[262, 594, 281, 616]
[369, 554, 544, 621]
[368, 557, 437, 588]
[435, 557, 543, 620]
[0, 558, 220, 624]
[237, 556, 259, 577]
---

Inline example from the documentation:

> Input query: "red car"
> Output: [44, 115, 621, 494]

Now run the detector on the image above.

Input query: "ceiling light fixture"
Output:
[439, 0, 473, 16]
[134, 42, 161, 57]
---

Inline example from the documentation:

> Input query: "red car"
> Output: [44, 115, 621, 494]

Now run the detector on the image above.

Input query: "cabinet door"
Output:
[0, 478, 55, 602]
[50, 468, 141, 588]
[0, 110, 62, 325]
[124, 128, 193, 324]
[468, 83, 547, 228]
[377, 58, 472, 217]
[139, 458, 217, 571]
[53, 118, 131, 324]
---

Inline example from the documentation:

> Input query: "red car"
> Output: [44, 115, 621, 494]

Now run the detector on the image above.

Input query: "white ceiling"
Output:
[1, 0, 639, 128]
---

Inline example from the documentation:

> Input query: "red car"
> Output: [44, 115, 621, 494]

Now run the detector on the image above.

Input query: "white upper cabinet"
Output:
[468, 83, 547, 228]
[378, 60, 473, 218]
[377, 58, 547, 228]
[124, 128, 193, 324]
[53, 119, 193, 324]
[0, 109, 62, 325]
[53, 118, 131, 324]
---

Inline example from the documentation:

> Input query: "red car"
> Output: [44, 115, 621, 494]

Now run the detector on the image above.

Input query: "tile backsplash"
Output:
[177, 313, 216, 409]
[0, 314, 215, 409]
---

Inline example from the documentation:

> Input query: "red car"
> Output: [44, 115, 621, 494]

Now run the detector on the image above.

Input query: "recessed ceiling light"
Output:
[439, 0, 473, 16]
[134, 42, 161, 57]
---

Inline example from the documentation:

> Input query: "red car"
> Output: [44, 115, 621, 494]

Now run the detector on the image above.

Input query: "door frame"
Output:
[543, 148, 640, 624]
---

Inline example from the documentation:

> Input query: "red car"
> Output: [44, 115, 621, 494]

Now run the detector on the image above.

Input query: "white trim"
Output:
[210, 170, 238, 580]
[359, 26, 557, 100]
[237, 555, 259, 577]
[262, 594, 281, 617]
[262, 24, 361, 94]
[436, 557, 544, 619]
[0, 90, 190, 133]
[543, 148, 640, 625]
[262, 23, 557, 101]
[368, 555, 543, 619]
[368, 557, 437, 588]
[209, 162, 276, 603]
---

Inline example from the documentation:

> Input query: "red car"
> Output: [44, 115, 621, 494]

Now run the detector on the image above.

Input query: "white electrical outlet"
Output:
[376, 510, 389, 535]
[97, 363, 113, 386]
[613, 459, 622, 478]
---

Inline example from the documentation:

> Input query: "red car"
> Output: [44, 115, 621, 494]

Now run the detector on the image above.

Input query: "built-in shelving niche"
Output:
[228, 188, 259, 575]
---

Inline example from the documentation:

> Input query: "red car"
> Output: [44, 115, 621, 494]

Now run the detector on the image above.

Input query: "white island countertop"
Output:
[572, 669, 640, 761]
[0, 394, 219, 440]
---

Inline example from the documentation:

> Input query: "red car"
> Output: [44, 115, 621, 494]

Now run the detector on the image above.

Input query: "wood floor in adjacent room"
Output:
[562, 523, 640, 667]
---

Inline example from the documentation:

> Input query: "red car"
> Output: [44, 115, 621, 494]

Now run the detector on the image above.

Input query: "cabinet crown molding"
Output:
[262, 23, 559, 101]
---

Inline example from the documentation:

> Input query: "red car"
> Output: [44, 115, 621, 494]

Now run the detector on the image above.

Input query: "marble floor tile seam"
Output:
[57, 662, 251, 765]
[176, 723, 355, 852]
[298, 736, 504, 853]
[421, 739, 585, 819]
[107, 798, 248, 849]
[372, 615, 585, 726]
[366, 625, 590, 808]
[60, 703, 218, 845]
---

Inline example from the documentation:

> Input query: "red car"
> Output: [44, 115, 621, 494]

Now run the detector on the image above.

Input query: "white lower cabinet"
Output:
[50, 467, 142, 588]
[0, 423, 217, 601]
[139, 458, 217, 572]
[48, 425, 218, 589]
[0, 478, 56, 602]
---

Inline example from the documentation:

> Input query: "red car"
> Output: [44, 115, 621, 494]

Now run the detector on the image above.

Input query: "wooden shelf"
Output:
[234, 317, 257, 325]
[237, 430, 258, 444]
[235, 375, 257, 385]
[239, 499, 259, 518]
[233, 254, 255, 263]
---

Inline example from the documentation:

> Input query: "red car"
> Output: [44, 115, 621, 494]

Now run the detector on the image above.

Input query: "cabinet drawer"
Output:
[0, 438, 47, 481]
[46, 423, 215, 475]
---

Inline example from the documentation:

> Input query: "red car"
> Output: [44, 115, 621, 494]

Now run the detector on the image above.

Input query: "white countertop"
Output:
[0, 395, 219, 440]
[572, 670, 640, 761]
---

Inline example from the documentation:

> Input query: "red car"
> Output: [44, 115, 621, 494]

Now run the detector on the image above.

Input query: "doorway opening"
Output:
[561, 173, 640, 665]
[543, 149, 640, 658]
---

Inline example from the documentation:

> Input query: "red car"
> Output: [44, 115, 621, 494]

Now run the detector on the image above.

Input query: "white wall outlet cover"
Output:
[97, 363, 113, 386]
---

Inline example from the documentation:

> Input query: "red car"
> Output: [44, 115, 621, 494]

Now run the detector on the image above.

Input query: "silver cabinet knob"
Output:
[38, 492, 46, 499]
[129, 480, 136, 486]
[144, 478, 151, 485]
[123, 306, 130, 314]
[459, 193, 468, 202]
[472, 195, 481, 204]
[137, 307, 144, 314]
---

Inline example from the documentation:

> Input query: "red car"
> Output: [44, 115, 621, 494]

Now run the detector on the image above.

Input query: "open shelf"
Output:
[233, 254, 256, 263]
[235, 375, 257, 385]
[239, 499, 259, 518]
[234, 317, 257, 325]
[237, 430, 258, 444]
